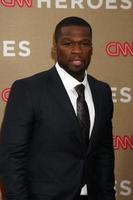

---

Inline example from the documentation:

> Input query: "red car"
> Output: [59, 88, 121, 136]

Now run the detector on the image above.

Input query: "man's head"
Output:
[54, 16, 92, 43]
[53, 16, 93, 81]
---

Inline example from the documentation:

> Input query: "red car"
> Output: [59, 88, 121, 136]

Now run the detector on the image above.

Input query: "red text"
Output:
[0, 0, 32, 7]
[106, 42, 133, 56]
[113, 135, 133, 150]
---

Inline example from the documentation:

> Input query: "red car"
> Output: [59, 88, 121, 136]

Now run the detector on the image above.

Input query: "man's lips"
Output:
[70, 59, 83, 66]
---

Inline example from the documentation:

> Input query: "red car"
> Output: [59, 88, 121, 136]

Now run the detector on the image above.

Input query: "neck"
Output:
[72, 73, 85, 82]
[57, 63, 86, 82]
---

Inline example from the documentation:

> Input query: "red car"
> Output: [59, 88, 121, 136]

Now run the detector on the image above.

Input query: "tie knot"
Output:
[75, 84, 85, 97]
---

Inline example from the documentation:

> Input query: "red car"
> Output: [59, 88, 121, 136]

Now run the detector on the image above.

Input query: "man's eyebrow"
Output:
[60, 37, 90, 40]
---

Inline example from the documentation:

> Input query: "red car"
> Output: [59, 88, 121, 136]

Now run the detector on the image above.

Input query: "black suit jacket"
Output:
[0, 66, 115, 200]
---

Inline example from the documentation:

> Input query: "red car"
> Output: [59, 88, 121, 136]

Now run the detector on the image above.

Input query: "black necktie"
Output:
[75, 84, 90, 146]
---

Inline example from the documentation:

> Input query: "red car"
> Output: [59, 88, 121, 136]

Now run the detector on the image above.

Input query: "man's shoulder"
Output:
[20, 66, 54, 83]
[13, 66, 55, 86]
[10, 66, 56, 95]
[87, 74, 112, 99]
[87, 74, 111, 90]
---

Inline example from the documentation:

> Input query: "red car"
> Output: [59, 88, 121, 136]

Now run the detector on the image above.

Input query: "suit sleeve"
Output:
[0, 80, 34, 200]
[91, 84, 116, 200]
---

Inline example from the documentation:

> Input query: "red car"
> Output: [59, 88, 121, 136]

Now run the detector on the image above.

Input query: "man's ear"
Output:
[91, 46, 93, 55]
[89, 43, 93, 56]
[52, 42, 57, 53]
[51, 42, 57, 61]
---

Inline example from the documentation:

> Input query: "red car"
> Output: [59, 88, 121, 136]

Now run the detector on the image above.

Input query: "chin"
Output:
[69, 68, 85, 76]
[72, 65, 87, 72]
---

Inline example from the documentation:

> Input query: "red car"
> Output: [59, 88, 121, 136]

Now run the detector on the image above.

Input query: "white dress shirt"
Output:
[55, 62, 95, 195]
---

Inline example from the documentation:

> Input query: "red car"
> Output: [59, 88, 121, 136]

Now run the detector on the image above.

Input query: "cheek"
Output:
[57, 49, 69, 59]
[84, 50, 92, 59]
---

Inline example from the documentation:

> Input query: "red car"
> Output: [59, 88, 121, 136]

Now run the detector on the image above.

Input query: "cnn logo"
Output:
[0, 0, 32, 7]
[106, 42, 133, 56]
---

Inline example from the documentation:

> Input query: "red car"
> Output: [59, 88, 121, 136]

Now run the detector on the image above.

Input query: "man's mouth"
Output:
[70, 59, 83, 66]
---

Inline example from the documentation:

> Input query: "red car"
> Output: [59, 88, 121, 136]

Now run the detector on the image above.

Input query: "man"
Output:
[0, 16, 116, 200]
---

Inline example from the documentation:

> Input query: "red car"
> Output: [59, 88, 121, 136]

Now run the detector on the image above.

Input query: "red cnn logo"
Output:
[0, 0, 32, 7]
[1, 88, 11, 102]
[113, 135, 133, 150]
[106, 42, 133, 56]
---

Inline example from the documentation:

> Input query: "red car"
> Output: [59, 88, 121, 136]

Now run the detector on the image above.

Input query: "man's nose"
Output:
[71, 43, 82, 53]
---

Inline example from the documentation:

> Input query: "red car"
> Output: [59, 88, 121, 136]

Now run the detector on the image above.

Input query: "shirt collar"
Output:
[55, 62, 88, 91]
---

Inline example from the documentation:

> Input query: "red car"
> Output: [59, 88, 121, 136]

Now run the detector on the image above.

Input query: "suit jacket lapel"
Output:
[87, 75, 101, 153]
[48, 66, 84, 147]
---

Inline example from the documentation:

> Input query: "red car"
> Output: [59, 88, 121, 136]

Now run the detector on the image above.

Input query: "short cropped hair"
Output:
[54, 16, 92, 43]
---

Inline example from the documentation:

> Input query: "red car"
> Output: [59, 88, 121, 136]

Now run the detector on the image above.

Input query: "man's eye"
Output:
[82, 42, 91, 46]
[63, 42, 72, 46]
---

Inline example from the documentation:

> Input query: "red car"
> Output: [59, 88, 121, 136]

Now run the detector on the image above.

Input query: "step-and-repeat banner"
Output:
[0, 0, 133, 199]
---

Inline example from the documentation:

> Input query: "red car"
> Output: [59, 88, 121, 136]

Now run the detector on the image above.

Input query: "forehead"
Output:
[59, 25, 91, 39]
